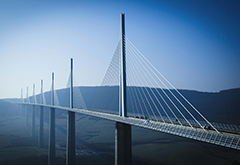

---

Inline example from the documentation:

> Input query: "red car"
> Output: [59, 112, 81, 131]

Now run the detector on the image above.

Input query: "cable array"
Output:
[34, 93, 37, 104]
[91, 41, 120, 114]
[42, 92, 46, 105]
[73, 84, 87, 109]
[54, 90, 60, 106]
[125, 35, 219, 132]
[60, 74, 71, 107]
[61, 72, 87, 109]
[48, 84, 60, 106]
[22, 35, 219, 133]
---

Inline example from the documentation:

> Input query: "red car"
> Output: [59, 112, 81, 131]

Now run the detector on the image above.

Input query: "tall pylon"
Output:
[119, 13, 127, 117]
[31, 84, 36, 137]
[25, 86, 29, 126]
[115, 13, 132, 165]
[48, 73, 55, 165]
[67, 58, 76, 165]
[38, 79, 44, 148]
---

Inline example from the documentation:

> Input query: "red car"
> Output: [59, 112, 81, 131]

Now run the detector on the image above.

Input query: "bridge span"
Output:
[15, 13, 240, 165]
[21, 102, 240, 152]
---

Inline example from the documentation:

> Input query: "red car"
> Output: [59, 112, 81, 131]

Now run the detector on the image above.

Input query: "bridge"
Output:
[15, 14, 240, 165]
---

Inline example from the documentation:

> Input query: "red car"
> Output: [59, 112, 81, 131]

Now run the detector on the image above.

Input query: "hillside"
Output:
[0, 87, 240, 165]
[3, 87, 240, 125]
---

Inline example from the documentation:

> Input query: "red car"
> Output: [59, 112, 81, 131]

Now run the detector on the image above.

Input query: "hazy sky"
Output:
[0, 0, 240, 99]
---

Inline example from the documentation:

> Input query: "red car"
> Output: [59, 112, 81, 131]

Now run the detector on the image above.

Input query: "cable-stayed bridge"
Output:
[15, 14, 240, 165]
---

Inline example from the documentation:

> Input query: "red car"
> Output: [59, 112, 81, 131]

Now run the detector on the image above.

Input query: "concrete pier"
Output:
[20, 88, 24, 117]
[25, 87, 29, 126]
[67, 111, 75, 165]
[115, 122, 132, 165]
[26, 106, 29, 126]
[31, 105, 36, 137]
[115, 13, 132, 165]
[38, 106, 44, 148]
[48, 107, 55, 165]
[67, 58, 76, 165]
[31, 84, 36, 137]
[48, 73, 55, 165]
[38, 79, 44, 148]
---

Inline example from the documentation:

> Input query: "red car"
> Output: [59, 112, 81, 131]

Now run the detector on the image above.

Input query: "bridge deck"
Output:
[20, 103, 240, 151]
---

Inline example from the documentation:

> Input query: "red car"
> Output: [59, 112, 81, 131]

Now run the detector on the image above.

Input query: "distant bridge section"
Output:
[20, 102, 240, 151]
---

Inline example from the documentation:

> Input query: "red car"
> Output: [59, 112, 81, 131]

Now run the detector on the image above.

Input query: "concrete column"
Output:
[38, 106, 44, 147]
[26, 87, 29, 126]
[67, 111, 75, 165]
[31, 105, 36, 137]
[38, 79, 44, 148]
[26, 105, 29, 126]
[48, 73, 55, 165]
[116, 13, 132, 165]
[67, 58, 76, 165]
[31, 84, 36, 137]
[115, 122, 132, 165]
[21, 88, 23, 117]
[119, 13, 127, 117]
[49, 107, 55, 165]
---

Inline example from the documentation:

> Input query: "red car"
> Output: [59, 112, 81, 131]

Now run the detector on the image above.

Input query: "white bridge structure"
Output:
[16, 14, 240, 165]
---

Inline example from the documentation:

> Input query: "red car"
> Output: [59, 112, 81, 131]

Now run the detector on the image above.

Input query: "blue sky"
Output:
[0, 0, 240, 99]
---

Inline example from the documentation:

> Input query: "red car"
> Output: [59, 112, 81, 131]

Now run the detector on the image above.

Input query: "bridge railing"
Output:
[16, 102, 240, 151]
